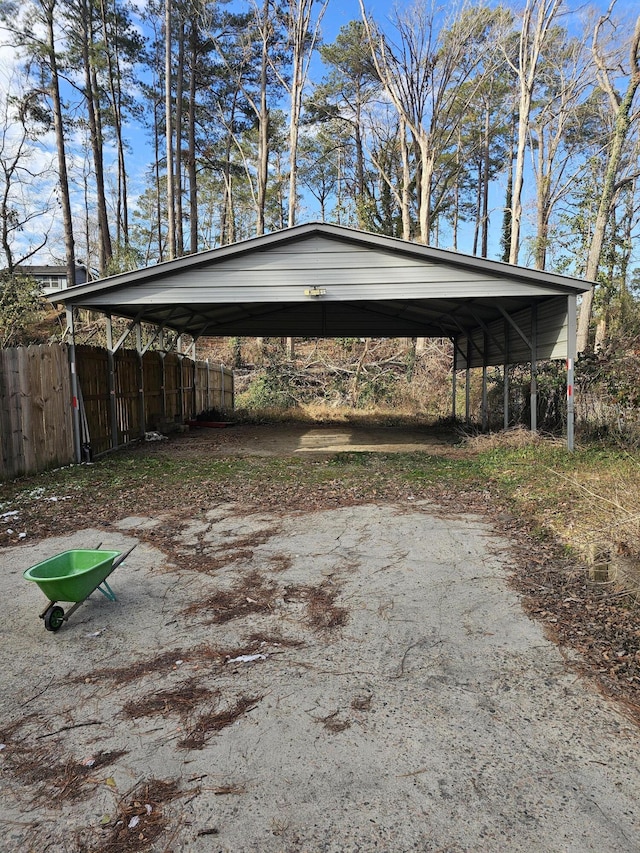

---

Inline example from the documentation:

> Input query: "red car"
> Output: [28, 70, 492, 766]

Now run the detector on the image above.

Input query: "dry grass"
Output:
[463, 426, 563, 452]
[351, 694, 373, 712]
[318, 711, 352, 733]
[268, 553, 293, 572]
[74, 649, 196, 686]
[77, 633, 302, 692]
[138, 525, 281, 576]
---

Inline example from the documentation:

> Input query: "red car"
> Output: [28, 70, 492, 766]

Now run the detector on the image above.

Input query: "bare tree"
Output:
[42, 0, 77, 287]
[0, 82, 56, 270]
[528, 24, 591, 269]
[503, 0, 562, 265]
[279, 0, 328, 228]
[360, 0, 502, 245]
[74, 0, 112, 274]
[577, 5, 640, 351]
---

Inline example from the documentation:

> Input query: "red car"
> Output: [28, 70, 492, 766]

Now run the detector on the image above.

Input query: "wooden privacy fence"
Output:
[76, 346, 234, 458]
[0, 344, 74, 481]
[0, 343, 234, 480]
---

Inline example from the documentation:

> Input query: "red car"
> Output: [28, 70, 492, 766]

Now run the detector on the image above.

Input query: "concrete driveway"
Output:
[2, 501, 639, 852]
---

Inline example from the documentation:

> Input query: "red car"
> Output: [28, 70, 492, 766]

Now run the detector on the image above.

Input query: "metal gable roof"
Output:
[53, 223, 591, 365]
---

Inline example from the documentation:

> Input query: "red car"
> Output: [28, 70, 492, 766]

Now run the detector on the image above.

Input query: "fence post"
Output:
[66, 309, 82, 463]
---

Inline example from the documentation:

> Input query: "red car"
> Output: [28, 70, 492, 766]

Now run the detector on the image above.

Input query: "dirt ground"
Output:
[183, 422, 460, 456]
[2, 427, 640, 852]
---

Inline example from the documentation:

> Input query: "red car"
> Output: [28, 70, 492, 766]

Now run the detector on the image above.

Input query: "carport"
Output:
[55, 222, 591, 455]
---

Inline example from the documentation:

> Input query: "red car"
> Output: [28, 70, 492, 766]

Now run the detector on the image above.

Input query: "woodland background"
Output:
[0, 0, 639, 439]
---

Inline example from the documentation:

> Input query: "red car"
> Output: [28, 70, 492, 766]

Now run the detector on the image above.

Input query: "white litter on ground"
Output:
[225, 654, 268, 664]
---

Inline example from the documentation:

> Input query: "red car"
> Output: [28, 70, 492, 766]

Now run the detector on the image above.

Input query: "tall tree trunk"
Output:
[187, 15, 198, 255]
[164, 0, 176, 259]
[287, 43, 303, 227]
[354, 96, 365, 226]
[174, 17, 185, 256]
[508, 0, 561, 265]
[44, 0, 76, 285]
[399, 117, 411, 241]
[99, 0, 128, 247]
[481, 102, 491, 258]
[500, 113, 516, 263]
[417, 137, 434, 245]
[80, 0, 111, 275]
[153, 91, 163, 261]
[472, 159, 481, 256]
[256, 0, 270, 236]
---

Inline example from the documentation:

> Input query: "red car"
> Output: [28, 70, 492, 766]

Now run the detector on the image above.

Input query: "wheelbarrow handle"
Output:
[111, 543, 138, 571]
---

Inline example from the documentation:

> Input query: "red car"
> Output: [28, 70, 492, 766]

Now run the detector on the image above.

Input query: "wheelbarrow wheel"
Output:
[44, 605, 65, 632]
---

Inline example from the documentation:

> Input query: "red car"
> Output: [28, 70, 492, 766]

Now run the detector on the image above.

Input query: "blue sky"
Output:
[1, 0, 635, 269]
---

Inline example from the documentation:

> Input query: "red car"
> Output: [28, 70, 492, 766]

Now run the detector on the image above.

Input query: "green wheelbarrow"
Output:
[23, 545, 136, 632]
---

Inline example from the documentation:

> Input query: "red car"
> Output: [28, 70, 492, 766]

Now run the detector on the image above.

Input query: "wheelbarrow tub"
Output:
[23, 549, 121, 603]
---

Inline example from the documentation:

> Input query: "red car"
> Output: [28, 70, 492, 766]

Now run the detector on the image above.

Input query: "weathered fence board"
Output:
[0, 344, 74, 481]
[0, 343, 233, 480]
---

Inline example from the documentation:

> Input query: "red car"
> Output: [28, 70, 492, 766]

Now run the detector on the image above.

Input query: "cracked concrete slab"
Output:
[1, 505, 639, 852]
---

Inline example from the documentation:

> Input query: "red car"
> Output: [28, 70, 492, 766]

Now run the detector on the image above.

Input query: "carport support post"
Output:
[136, 323, 145, 439]
[567, 294, 577, 452]
[465, 338, 471, 424]
[481, 332, 488, 432]
[159, 329, 167, 422]
[530, 304, 538, 433]
[452, 338, 457, 419]
[105, 314, 119, 450]
[66, 308, 82, 463]
[503, 320, 510, 430]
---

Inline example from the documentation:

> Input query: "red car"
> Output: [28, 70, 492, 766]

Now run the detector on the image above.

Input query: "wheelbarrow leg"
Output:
[96, 580, 117, 601]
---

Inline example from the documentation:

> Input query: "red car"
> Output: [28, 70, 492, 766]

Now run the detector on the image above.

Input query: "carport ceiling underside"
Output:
[57, 223, 591, 369]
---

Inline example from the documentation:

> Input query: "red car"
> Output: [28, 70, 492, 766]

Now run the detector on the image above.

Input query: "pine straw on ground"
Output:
[80, 778, 182, 853]
[177, 694, 263, 750]
[181, 568, 279, 623]
[77, 633, 302, 687]
[120, 680, 215, 720]
[2, 740, 127, 805]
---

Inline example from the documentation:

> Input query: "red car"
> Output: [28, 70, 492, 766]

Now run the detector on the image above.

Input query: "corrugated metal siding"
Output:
[79, 274, 562, 306]
[76, 236, 572, 307]
[456, 297, 568, 368]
